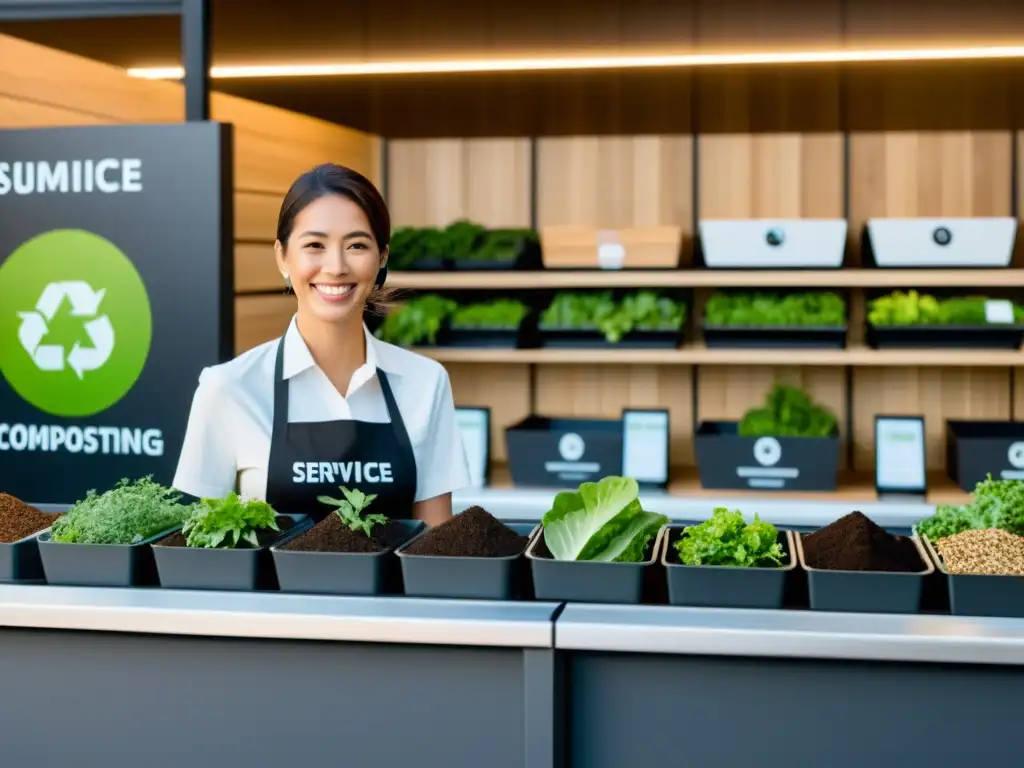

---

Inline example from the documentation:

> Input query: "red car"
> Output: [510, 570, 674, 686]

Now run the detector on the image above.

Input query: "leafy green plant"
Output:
[918, 475, 1024, 542]
[375, 294, 457, 346]
[50, 477, 193, 545]
[389, 220, 533, 267]
[182, 492, 279, 549]
[738, 384, 838, 438]
[541, 476, 668, 562]
[318, 486, 388, 536]
[704, 291, 846, 326]
[540, 291, 686, 343]
[471, 229, 537, 263]
[868, 290, 1024, 326]
[451, 299, 528, 329]
[674, 508, 785, 567]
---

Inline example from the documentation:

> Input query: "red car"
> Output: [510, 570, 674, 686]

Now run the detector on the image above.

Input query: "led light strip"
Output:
[126, 45, 1024, 80]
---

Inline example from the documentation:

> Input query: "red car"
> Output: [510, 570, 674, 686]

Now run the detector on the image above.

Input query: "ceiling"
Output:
[2, 0, 1023, 137]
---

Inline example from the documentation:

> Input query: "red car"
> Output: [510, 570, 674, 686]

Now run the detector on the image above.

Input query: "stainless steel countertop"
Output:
[0, 585, 559, 648]
[556, 604, 1024, 665]
[453, 487, 936, 528]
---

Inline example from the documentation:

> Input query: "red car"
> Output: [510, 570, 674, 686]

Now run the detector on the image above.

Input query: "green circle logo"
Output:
[0, 229, 152, 417]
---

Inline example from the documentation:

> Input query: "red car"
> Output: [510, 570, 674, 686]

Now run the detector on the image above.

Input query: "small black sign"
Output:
[505, 415, 623, 488]
[946, 419, 1024, 492]
[0, 123, 233, 504]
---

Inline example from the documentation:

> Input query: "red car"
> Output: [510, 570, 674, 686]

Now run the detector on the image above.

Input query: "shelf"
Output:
[415, 343, 1024, 366]
[389, 268, 1024, 290]
[482, 465, 971, 506]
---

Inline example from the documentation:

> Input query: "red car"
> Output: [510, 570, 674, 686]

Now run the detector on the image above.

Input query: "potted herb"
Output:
[916, 477, 1024, 617]
[374, 294, 456, 348]
[388, 226, 450, 271]
[451, 227, 541, 271]
[695, 384, 841, 492]
[152, 492, 310, 591]
[396, 506, 535, 600]
[525, 476, 668, 604]
[661, 508, 795, 609]
[538, 290, 686, 348]
[702, 291, 847, 349]
[866, 290, 1024, 349]
[38, 477, 193, 587]
[444, 299, 532, 348]
[0, 492, 61, 583]
[272, 487, 424, 596]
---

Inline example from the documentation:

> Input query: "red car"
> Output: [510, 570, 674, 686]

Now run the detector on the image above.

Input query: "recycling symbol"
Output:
[17, 281, 115, 380]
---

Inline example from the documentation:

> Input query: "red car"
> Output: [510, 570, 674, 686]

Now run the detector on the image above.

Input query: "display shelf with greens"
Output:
[152, 493, 311, 591]
[660, 508, 794, 609]
[702, 291, 848, 349]
[445, 298, 533, 348]
[695, 385, 841, 492]
[272, 487, 424, 596]
[526, 476, 669, 604]
[537, 290, 686, 348]
[388, 220, 541, 271]
[374, 294, 457, 347]
[866, 290, 1024, 349]
[37, 477, 194, 587]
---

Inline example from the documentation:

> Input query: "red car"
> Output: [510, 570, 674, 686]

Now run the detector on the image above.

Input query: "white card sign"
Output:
[621, 409, 670, 486]
[875, 416, 926, 495]
[455, 407, 490, 488]
[984, 299, 1015, 324]
[597, 230, 625, 270]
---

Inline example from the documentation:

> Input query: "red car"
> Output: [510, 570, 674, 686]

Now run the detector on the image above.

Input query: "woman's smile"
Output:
[311, 282, 356, 302]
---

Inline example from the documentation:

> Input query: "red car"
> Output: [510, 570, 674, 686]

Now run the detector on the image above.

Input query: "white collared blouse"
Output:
[172, 316, 471, 503]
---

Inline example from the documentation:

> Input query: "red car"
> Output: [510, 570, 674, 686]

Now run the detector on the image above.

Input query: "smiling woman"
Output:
[172, 164, 470, 527]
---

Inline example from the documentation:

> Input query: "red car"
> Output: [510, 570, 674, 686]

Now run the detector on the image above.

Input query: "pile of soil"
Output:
[283, 516, 407, 553]
[0, 493, 57, 543]
[403, 506, 528, 558]
[802, 511, 923, 572]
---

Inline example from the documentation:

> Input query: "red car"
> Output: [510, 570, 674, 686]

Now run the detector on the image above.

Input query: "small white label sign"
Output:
[596, 230, 625, 269]
[985, 299, 1015, 324]
[875, 417, 926, 492]
[622, 411, 669, 484]
[456, 409, 489, 488]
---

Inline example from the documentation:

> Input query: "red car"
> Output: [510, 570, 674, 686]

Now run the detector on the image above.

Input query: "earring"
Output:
[282, 274, 293, 293]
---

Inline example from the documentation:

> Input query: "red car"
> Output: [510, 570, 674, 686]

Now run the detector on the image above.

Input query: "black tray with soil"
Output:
[796, 512, 933, 613]
[526, 527, 666, 604]
[703, 323, 847, 349]
[920, 531, 1024, 618]
[661, 525, 796, 609]
[866, 323, 1024, 349]
[395, 507, 535, 600]
[38, 525, 177, 588]
[538, 325, 683, 349]
[272, 517, 424, 596]
[0, 494, 60, 584]
[153, 513, 311, 591]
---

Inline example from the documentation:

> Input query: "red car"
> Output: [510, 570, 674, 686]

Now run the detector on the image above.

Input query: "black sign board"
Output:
[0, 123, 233, 504]
[505, 415, 623, 488]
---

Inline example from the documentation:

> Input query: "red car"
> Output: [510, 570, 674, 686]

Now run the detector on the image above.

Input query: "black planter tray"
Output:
[153, 513, 311, 591]
[272, 519, 424, 596]
[0, 518, 59, 584]
[946, 420, 1024, 492]
[795, 532, 933, 614]
[661, 526, 795, 609]
[866, 323, 1024, 349]
[38, 525, 180, 588]
[694, 421, 841, 492]
[526, 526, 666, 604]
[538, 325, 683, 349]
[703, 323, 848, 349]
[399, 258, 449, 271]
[920, 532, 1024, 618]
[396, 523, 538, 601]
[440, 324, 523, 349]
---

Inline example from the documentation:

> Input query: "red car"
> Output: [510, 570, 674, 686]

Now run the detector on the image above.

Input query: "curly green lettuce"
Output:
[675, 508, 785, 568]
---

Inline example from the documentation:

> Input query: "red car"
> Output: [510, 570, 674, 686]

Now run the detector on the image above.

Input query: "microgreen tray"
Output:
[920, 532, 1024, 618]
[703, 323, 847, 349]
[867, 323, 1024, 349]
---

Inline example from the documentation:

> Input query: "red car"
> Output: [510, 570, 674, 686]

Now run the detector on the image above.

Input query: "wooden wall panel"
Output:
[386, 139, 532, 228]
[852, 369, 1011, 471]
[534, 365, 695, 466]
[697, 367, 848, 466]
[844, 0, 1024, 48]
[235, 295, 296, 354]
[698, 133, 843, 218]
[536, 135, 693, 229]
[447, 365, 532, 463]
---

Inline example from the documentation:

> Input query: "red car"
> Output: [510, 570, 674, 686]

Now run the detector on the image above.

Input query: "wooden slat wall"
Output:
[0, 33, 383, 356]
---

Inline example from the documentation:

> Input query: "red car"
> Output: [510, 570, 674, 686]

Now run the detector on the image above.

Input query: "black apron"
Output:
[264, 337, 418, 522]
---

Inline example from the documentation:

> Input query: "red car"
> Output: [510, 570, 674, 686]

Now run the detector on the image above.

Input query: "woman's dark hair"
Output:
[276, 163, 394, 313]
